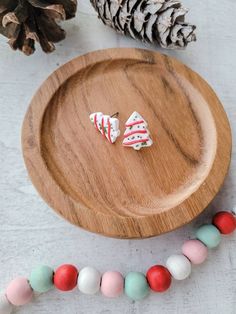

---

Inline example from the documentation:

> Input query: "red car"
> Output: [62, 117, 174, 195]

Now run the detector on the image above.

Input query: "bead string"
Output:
[0, 211, 235, 314]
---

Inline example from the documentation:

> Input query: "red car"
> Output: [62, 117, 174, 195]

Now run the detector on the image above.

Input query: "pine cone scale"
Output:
[0, 12, 20, 38]
[2, 1, 29, 27]
[48, 0, 77, 19]
[27, 1, 66, 20]
[2, 12, 21, 27]
[37, 14, 66, 42]
[0, 1, 15, 14]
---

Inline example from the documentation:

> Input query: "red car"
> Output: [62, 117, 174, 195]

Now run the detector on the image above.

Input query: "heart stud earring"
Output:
[122, 111, 153, 150]
[89, 112, 120, 144]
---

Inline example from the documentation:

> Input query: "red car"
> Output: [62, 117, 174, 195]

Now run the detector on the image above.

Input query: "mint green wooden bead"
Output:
[196, 224, 221, 249]
[125, 272, 149, 301]
[29, 265, 54, 293]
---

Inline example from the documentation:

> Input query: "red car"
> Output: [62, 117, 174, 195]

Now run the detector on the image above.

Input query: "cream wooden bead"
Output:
[166, 254, 191, 280]
[0, 292, 13, 314]
[78, 267, 101, 295]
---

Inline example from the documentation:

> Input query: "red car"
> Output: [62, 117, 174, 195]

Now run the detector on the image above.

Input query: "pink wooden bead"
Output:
[182, 239, 208, 265]
[101, 271, 124, 298]
[6, 277, 33, 306]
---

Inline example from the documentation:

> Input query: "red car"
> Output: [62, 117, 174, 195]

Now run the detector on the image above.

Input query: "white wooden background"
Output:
[0, 1, 235, 313]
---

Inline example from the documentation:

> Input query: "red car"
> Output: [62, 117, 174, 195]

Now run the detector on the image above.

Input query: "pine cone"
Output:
[90, 0, 196, 49]
[0, 0, 77, 55]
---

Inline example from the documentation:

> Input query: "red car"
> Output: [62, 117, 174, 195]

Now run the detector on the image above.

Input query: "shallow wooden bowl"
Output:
[22, 48, 232, 238]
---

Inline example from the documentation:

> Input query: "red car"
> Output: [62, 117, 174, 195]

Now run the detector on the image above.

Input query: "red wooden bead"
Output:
[213, 211, 236, 235]
[54, 264, 78, 291]
[146, 265, 171, 292]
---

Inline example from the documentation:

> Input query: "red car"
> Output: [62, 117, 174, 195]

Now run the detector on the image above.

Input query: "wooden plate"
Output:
[22, 48, 232, 239]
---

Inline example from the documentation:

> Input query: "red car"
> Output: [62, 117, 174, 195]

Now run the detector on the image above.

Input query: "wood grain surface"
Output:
[22, 48, 231, 238]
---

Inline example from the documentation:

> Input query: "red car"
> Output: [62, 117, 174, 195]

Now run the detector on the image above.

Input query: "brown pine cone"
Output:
[0, 0, 77, 55]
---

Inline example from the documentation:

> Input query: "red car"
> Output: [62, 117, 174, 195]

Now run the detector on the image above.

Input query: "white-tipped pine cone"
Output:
[90, 0, 196, 49]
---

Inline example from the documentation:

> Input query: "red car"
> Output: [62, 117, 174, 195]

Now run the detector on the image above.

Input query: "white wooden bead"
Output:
[78, 267, 101, 295]
[166, 254, 191, 280]
[0, 292, 13, 314]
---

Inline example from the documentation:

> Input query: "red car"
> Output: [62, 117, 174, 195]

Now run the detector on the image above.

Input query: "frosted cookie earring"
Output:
[89, 112, 120, 144]
[122, 111, 153, 150]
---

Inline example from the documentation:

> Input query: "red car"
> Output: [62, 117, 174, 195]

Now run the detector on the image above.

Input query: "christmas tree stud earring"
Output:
[122, 112, 153, 150]
[89, 112, 120, 144]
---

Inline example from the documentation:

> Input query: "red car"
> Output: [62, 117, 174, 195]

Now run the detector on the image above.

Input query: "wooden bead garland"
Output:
[124, 272, 149, 301]
[0, 211, 235, 313]
[101, 271, 124, 298]
[196, 224, 222, 248]
[78, 267, 101, 295]
[181, 240, 208, 265]
[166, 254, 192, 280]
[146, 266, 171, 292]
[5, 277, 33, 306]
[29, 265, 54, 293]
[213, 211, 236, 234]
[53, 265, 78, 291]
